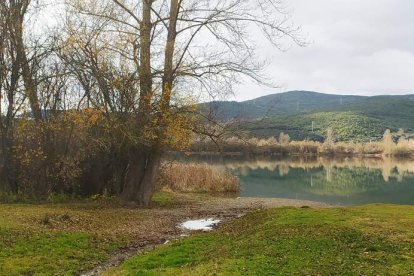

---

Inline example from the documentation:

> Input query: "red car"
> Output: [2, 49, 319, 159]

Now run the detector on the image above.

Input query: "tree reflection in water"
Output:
[178, 155, 414, 206]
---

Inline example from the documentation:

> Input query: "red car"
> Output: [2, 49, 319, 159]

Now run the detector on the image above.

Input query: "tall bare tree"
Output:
[1, 0, 69, 193]
[0, 2, 23, 191]
[1, 0, 43, 120]
[65, 0, 303, 205]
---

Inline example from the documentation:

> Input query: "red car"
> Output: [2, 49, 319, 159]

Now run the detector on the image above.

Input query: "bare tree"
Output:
[65, 0, 303, 205]
[0, 2, 23, 192]
[1, 1, 70, 193]
[1, 0, 45, 120]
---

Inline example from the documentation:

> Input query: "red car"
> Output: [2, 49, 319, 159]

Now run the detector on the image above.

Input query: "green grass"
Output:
[0, 192, 180, 276]
[0, 211, 123, 275]
[0, 230, 120, 276]
[151, 191, 176, 207]
[108, 205, 414, 275]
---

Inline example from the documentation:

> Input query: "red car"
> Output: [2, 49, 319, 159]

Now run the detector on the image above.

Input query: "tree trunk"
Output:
[0, 10, 19, 194]
[160, 0, 179, 112]
[121, 0, 181, 206]
[14, 18, 42, 120]
[121, 146, 161, 205]
[122, 0, 180, 205]
[2, 149, 19, 194]
[137, 0, 153, 123]
[0, 126, 19, 194]
[121, 0, 159, 205]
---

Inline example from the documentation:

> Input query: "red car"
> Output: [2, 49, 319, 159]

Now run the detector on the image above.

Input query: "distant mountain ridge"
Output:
[199, 91, 414, 142]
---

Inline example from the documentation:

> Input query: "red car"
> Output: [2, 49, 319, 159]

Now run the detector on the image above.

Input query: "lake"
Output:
[178, 155, 414, 206]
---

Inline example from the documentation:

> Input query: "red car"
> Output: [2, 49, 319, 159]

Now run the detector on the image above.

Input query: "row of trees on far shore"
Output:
[190, 129, 414, 157]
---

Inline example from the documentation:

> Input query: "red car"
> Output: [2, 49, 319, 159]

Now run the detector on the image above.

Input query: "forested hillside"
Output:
[200, 91, 414, 141]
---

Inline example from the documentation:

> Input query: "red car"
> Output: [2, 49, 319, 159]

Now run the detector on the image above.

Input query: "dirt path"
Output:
[80, 195, 330, 276]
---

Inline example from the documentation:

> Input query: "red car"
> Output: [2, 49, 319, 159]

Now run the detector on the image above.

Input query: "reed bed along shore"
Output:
[189, 131, 414, 158]
[158, 162, 240, 193]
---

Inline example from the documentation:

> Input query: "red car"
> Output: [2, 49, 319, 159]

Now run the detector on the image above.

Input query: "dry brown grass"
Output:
[158, 163, 240, 193]
[190, 134, 414, 158]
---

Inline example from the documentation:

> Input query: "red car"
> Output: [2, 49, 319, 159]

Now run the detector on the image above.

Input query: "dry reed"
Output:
[190, 133, 414, 158]
[158, 162, 240, 193]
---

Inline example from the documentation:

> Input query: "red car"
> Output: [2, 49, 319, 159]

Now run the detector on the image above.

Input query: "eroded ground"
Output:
[0, 193, 328, 276]
[107, 204, 414, 275]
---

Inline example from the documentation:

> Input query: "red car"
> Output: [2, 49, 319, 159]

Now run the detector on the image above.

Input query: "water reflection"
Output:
[179, 155, 414, 206]
[220, 157, 414, 183]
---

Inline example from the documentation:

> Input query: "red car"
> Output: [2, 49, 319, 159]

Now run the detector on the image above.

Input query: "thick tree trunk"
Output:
[121, 146, 161, 205]
[121, 0, 159, 206]
[121, 0, 180, 205]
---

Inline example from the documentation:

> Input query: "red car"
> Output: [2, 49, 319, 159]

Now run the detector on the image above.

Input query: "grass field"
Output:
[108, 205, 414, 275]
[0, 193, 180, 276]
[1, 194, 414, 275]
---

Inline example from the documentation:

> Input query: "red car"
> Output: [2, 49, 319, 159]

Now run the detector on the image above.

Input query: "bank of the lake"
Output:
[107, 204, 414, 275]
[172, 155, 414, 205]
[0, 193, 326, 276]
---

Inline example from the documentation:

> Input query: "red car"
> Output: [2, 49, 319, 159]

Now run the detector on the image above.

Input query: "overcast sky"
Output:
[234, 0, 414, 101]
[39, 0, 414, 102]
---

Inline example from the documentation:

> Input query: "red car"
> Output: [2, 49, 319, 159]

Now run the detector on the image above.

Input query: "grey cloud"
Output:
[235, 0, 414, 101]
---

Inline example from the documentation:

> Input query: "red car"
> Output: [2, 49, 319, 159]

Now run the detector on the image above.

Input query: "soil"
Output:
[81, 195, 331, 276]
[80, 194, 330, 276]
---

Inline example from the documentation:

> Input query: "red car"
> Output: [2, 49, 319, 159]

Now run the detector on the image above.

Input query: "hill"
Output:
[199, 91, 414, 142]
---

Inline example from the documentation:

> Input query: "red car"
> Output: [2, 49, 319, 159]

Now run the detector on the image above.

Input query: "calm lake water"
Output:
[179, 155, 414, 206]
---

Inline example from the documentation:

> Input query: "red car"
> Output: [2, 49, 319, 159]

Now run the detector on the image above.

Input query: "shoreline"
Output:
[4, 192, 412, 275]
[80, 194, 330, 275]
[180, 151, 414, 159]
